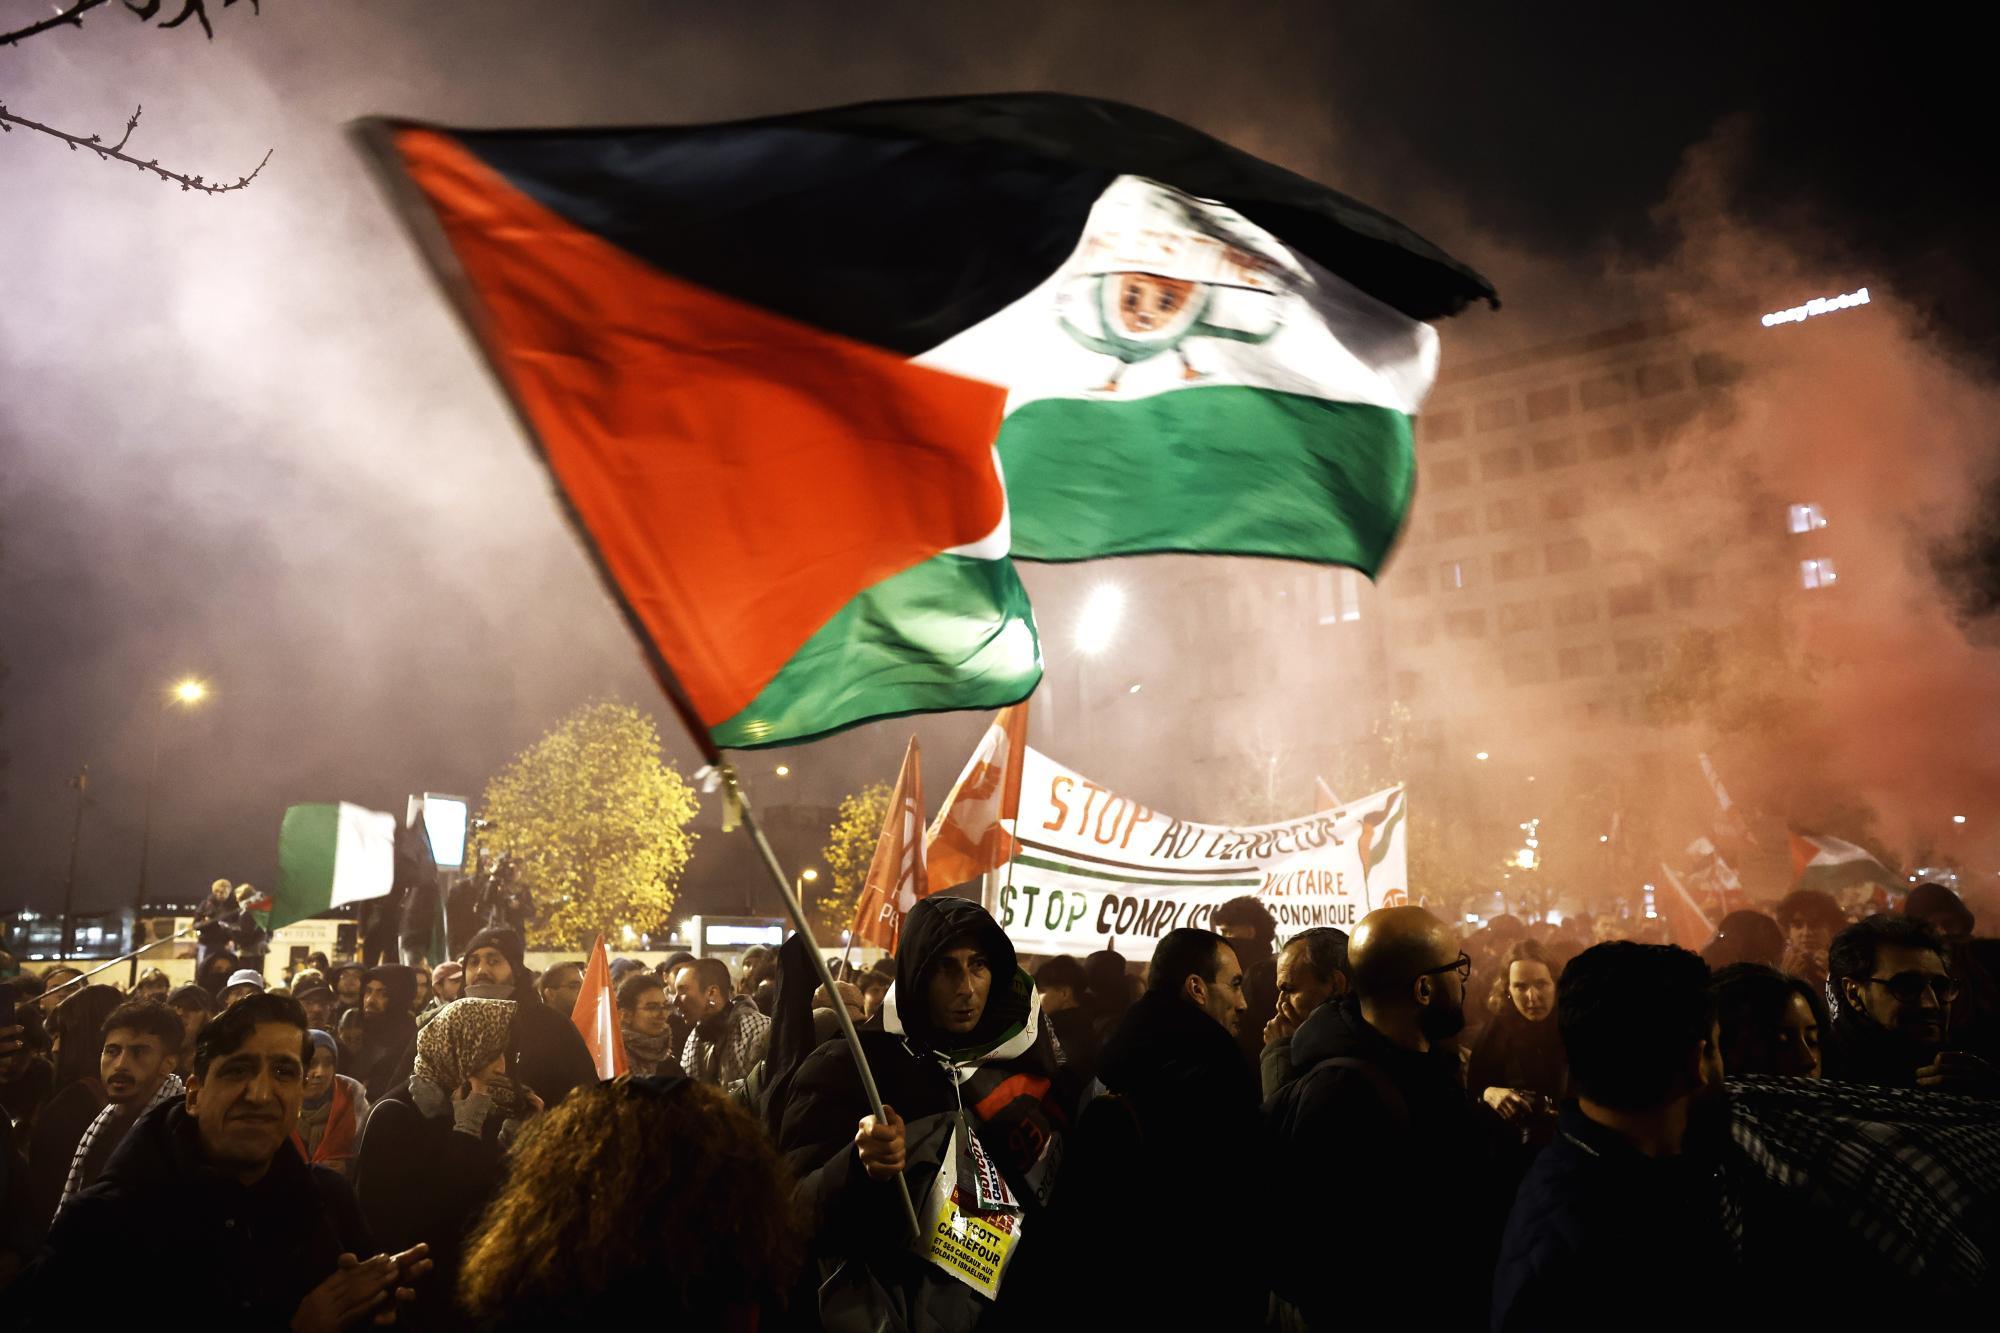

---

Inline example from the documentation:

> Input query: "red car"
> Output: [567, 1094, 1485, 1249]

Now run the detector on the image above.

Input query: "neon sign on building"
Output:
[1762, 287, 1870, 327]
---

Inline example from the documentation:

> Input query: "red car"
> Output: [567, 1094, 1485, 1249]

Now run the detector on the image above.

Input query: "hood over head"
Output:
[365, 965, 420, 1014]
[882, 896, 1034, 1060]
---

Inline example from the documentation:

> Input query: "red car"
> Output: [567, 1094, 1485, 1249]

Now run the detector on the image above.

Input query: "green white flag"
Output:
[273, 802, 397, 931]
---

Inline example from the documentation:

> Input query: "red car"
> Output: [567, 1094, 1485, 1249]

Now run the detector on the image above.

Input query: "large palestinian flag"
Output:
[356, 94, 1491, 748]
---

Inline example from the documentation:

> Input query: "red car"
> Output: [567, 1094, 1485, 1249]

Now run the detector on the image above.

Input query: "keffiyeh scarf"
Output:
[56, 1072, 184, 1218]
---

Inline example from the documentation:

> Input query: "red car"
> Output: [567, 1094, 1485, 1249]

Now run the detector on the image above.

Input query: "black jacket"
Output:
[1491, 1101, 1734, 1333]
[1822, 1010, 1926, 1089]
[1265, 999, 1509, 1327]
[352, 1085, 508, 1332]
[13, 1097, 369, 1327]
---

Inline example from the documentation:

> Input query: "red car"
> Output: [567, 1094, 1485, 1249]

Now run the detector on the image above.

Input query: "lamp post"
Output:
[134, 677, 208, 915]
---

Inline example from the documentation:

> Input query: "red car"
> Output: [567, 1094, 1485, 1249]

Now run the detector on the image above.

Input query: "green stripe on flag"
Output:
[713, 553, 1041, 749]
[998, 387, 1415, 570]
[274, 803, 341, 931]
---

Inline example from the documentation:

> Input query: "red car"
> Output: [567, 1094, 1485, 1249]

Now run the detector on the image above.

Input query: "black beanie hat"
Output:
[463, 926, 526, 976]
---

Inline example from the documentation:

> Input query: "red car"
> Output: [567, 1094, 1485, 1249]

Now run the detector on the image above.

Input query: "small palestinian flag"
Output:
[1789, 831, 1895, 894]
[273, 803, 397, 931]
[356, 94, 1490, 749]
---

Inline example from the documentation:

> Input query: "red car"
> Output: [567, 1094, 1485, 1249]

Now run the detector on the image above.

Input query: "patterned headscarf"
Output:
[410, 998, 515, 1117]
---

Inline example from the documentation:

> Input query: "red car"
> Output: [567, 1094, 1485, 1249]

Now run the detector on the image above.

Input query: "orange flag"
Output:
[924, 702, 1028, 892]
[854, 738, 926, 953]
[570, 933, 628, 1080]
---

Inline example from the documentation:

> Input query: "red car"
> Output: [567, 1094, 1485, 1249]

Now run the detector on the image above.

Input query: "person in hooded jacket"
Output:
[777, 897, 1075, 1330]
[353, 965, 420, 1099]
[353, 997, 539, 1332]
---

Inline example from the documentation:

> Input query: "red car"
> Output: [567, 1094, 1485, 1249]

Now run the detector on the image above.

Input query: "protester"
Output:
[295, 1029, 368, 1177]
[857, 960, 894, 1020]
[1259, 926, 1349, 1099]
[1905, 881, 1976, 940]
[1824, 914, 1997, 1094]
[656, 951, 697, 1053]
[1468, 937, 1567, 1147]
[33, 967, 84, 1017]
[229, 882, 270, 974]
[1073, 927, 1261, 1326]
[1213, 894, 1281, 1066]
[354, 997, 534, 1332]
[355, 965, 421, 1098]
[335, 1007, 367, 1069]
[0, 994, 54, 1136]
[1775, 888, 1847, 993]
[431, 961, 464, 1006]
[411, 963, 434, 1012]
[458, 1075, 803, 1328]
[53, 1001, 185, 1215]
[1033, 954, 1102, 1083]
[131, 967, 172, 1003]
[674, 957, 772, 1089]
[536, 960, 583, 1014]
[1709, 962, 1824, 1078]
[222, 967, 267, 1006]
[779, 897, 1070, 1323]
[194, 950, 238, 1000]
[1080, 948, 1133, 1039]
[1701, 909, 1786, 971]
[329, 962, 366, 1016]
[735, 945, 774, 997]
[12, 991, 431, 1329]
[165, 983, 215, 1070]
[1266, 906, 1507, 1326]
[1492, 942, 1731, 1331]
[25, 984, 122, 1227]
[296, 980, 337, 1034]
[193, 877, 236, 969]
[617, 973, 683, 1078]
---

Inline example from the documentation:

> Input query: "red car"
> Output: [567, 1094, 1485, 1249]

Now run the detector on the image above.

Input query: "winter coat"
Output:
[777, 896, 1072, 1330]
[12, 1098, 370, 1328]
[1822, 1010, 1927, 1089]
[384, 984, 598, 1112]
[23, 1078, 101, 1232]
[1066, 989, 1267, 1328]
[1265, 998, 1511, 1328]
[352, 1083, 509, 1333]
[353, 1012, 418, 1101]
[1467, 1006, 1568, 1148]
[1492, 1101, 1734, 1333]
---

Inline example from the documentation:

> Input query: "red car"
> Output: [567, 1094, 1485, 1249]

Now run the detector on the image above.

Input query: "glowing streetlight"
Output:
[775, 764, 792, 777]
[172, 678, 207, 704]
[796, 866, 820, 896]
[134, 675, 213, 921]
[1953, 815, 1967, 825]
[1474, 751, 1489, 762]
[1073, 583, 1127, 657]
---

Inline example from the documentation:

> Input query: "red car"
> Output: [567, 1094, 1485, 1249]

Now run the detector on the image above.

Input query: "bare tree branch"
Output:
[0, 100, 270, 193]
[1, 0, 258, 47]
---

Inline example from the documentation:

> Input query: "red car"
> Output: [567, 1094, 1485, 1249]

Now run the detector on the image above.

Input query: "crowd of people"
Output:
[1, 878, 1996, 1329]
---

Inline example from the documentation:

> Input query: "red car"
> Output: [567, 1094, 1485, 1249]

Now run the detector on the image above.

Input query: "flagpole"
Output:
[720, 762, 923, 1243]
[36, 923, 199, 1005]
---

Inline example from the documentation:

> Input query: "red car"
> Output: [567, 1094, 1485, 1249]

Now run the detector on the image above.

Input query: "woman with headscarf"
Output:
[352, 997, 540, 1332]
[293, 1031, 369, 1177]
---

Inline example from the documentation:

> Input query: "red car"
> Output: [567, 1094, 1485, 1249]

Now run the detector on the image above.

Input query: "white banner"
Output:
[987, 748, 1407, 962]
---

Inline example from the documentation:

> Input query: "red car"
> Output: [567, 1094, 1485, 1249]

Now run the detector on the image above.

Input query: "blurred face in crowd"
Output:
[223, 983, 261, 1007]
[465, 947, 515, 991]
[362, 980, 391, 1017]
[861, 978, 889, 1019]
[186, 1022, 306, 1183]
[1276, 939, 1340, 1027]
[334, 969, 363, 1005]
[672, 966, 725, 1025]
[170, 1002, 208, 1050]
[299, 990, 334, 1032]
[625, 984, 670, 1038]
[927, 938, 994, 1038]
[100, 1026, 177, 1108]
[1190, 943, 1248, 1035]
[1729, 990, 1822, 1079]
[302, 1045, 336, 1101]
[435, 969, 463, 1003]
[335, 1009, 365, 1055]
[1842, 942, 1952, 1051]
[136, 976, 170, 1002]
[1037, 982, 1078, 1014]
[413, 967, 433, 1009]
[540, 964, 583, 1015]
[1507, 960, 1556, 1022]
[39, 967, 83, 1015]
[1592, 917, 1622, 945]
[1788, 917, 1835, 969]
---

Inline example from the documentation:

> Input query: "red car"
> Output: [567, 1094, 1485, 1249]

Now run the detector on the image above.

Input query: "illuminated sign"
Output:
[1762, 287, 1870, 327]
[415, 793, 469, 869]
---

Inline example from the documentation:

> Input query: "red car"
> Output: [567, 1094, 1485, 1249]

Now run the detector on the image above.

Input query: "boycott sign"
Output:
[985, 748, 1407, 962]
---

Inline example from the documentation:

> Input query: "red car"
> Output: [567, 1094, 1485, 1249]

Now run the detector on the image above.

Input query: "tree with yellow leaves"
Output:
[815, 782, 890, 937]
[476, 701, 699, 949]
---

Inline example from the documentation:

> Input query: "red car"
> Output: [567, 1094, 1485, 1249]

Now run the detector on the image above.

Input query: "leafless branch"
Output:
[0, 100, 270, 193]
[1, 0, 258, 48]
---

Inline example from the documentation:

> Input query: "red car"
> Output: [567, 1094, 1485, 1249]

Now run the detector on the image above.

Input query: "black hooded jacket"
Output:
[355, 965, 420, 1100]
[777, 896, 1062, 1263]
[12, 1098, 370, 1328]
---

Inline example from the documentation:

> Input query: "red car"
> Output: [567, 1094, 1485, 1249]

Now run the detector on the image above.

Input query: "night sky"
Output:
[1, 2, 1985, 917]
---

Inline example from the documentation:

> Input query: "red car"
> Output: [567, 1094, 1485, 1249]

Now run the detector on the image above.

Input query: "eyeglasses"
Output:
[1864, 973, 1959, 1003]
[1417, 954, 1473, 985]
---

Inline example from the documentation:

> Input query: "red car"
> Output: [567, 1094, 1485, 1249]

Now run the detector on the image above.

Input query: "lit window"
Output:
[1439, 560, 1467, 590]
[1788, 503, 1828, 534]
[1801, 558, 1838, 589]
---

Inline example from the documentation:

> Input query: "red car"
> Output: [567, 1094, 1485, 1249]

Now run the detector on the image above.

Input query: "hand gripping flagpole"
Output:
[719, 762, 924, 1244]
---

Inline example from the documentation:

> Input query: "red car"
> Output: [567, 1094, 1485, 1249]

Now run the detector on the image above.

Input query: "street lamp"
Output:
[135, 676, 209, 914]
[795, 866, 820, 897]
[775, 764, 792, 778]
[1073, 583, 1126, 657]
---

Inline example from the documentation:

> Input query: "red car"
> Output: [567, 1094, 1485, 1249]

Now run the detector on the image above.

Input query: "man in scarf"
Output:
[617, 973, 683, 1078]
[674, 957, 772, 1090]
[354, 965, 420, 1099]
[52, 1002, 185, 1218]
[778, 897, 1076, 1325]
[353, 997, 538, 1333]
[294, 1031, 369, 1178]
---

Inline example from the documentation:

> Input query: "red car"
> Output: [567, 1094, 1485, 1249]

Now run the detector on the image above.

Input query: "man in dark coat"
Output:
[1265, 907, 1509, 1329]
[1069, 927, 1265, 1327]
[1824, 914, 2000, 1095]
[12, 991, 430, 1329]
[778, 897, 1072, 1327]
[354, 965, 421, 1099]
